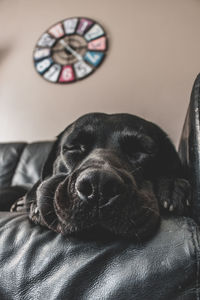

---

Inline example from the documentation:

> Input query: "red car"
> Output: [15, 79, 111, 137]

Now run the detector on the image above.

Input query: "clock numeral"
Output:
[63, 18, 78, 34]
[34, 48, 51, 60]
[88, 37, 106, 51]
[44, 64, 61, 82]
[84, 51, 104, 67]
[49, 23, 65, 38]
[76, 18, 93, 35]
[37, 33, 56, 48]
[74, 61, 93, 78]
[36, 58, 53, 74]
[84, 24, 104, 41]
[59, 66, 75, 82]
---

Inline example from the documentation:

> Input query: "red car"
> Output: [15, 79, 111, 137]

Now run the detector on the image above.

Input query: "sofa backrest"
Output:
[0, 141, 53, 188]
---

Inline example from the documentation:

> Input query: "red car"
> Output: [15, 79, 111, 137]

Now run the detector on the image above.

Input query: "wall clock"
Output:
[33, 17, 108, 84]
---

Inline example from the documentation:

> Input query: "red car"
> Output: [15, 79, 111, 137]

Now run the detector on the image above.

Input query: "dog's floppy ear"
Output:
[41, 131, 64, 180]
[41, 123, 74, 180]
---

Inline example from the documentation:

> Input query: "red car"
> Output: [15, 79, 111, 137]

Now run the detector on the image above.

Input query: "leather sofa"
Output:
[0, 75, 200, 299]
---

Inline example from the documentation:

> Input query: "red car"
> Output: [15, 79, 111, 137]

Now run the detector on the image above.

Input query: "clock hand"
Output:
[52, 48, 65, 53]
[53, 46, 86, 53]
[59, 39, 82, 61]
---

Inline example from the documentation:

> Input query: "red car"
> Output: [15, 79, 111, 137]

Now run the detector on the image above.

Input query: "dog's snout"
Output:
[75, 169, 124, 205]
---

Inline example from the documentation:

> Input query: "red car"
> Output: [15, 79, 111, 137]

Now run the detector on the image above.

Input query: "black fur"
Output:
[22, 113, 191, 241]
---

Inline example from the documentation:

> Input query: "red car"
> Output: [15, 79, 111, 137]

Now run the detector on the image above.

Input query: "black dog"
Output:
[21, 113, 190, 241]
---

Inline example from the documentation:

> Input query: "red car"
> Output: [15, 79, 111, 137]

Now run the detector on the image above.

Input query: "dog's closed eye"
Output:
[63, 131, 94, 155]
[62, 144, 86, 154]
[120, 134, 157, 156]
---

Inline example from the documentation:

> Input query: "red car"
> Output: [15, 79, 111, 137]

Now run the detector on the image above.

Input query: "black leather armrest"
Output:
[0, 212, 199, 300]
[179, 73, 200, 225]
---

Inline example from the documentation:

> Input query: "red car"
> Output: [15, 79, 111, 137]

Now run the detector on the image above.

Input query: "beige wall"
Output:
[1, 0, 200, 147]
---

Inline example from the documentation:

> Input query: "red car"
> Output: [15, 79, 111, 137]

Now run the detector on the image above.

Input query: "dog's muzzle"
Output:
[34, 162, 160, 240]
[75, 168, 126, 208]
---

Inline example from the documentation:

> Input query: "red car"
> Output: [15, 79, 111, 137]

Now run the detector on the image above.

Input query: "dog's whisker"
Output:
[129, 219, 142, 243]
[41, 195, 54, 200]
[26, 199, 34, 203]
[129, 167, 142, 175]
[43, 210, 55, 217]
[49, 218, 58, 228]
[34, 200, 53, 206]
[141, 206, 160, 217]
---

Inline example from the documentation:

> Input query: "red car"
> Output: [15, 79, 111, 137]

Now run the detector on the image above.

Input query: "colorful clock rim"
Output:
[33, 16, 108, 84]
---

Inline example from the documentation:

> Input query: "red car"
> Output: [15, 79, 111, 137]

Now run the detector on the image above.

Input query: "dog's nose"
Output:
[75, 170, 124, 205]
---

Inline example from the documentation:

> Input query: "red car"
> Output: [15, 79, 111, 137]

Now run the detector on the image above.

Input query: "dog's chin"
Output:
[31, 175, 160, 242]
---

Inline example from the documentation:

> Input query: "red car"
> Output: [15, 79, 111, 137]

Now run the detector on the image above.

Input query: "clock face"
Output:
[33, 17, 108, 84]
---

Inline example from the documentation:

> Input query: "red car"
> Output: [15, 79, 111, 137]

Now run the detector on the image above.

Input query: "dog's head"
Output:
[27, 113, 182, 240]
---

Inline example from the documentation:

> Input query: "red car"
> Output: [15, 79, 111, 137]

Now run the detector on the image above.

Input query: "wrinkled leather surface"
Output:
[0, 143, 26, 187]
[179, 73, 200, 225]
[0, 212, 199, 300]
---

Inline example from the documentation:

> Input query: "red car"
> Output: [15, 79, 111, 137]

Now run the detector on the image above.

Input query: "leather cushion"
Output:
[0, 213, 199, 300]
[0, 143, 26, 187]
[12, 142, 53, 187]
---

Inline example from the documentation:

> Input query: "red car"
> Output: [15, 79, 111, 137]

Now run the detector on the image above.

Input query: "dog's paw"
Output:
[10, 197, 26, 212]
[29, 203, 42, 224]
[156, 178, 191, 215]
